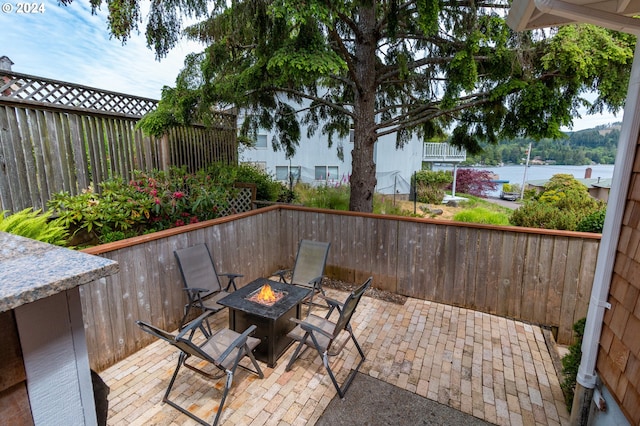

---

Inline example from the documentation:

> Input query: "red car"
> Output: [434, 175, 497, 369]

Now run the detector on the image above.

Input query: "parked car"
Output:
[500, 191, 519, 201]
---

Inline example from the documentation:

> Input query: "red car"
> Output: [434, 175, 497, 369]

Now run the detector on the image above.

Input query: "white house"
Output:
[240, 127, 466, 196]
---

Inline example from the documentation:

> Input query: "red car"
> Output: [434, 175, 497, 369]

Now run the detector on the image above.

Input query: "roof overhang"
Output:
[507, 0, 640, 34]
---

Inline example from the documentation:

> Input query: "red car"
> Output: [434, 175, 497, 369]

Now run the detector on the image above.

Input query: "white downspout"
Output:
[576, 39, 640, 390]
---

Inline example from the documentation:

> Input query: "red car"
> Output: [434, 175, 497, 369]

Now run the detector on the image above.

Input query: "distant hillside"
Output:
[464, 123, 621, 166]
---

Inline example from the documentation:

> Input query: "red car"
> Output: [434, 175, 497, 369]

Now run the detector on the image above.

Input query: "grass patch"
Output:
[452, 207, 511, 225]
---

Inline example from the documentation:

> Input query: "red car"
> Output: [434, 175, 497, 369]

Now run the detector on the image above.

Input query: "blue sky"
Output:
[0, 1, 199, 99]
[0, 1, 623, 130]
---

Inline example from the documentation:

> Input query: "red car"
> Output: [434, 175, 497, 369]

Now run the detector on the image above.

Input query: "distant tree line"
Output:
[464, 124, 620, 166]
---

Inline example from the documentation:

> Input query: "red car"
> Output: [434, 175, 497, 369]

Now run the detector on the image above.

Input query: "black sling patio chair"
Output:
[136, 313, 264, 426]
[174, 244, 242, 329]
[274, 239, 330, 314]
[285, 277, 372, 399]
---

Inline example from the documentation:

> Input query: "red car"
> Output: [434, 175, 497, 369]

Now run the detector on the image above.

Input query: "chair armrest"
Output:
[273, 269, 292, 284]
[176, 311, 215, 340]
[218, 273, 243, 291]
[289, 317, 335, 340]
[315, 294, 342, 317]
[216, 325, 258, 363]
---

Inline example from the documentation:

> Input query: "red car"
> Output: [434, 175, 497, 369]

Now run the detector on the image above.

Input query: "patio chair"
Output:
[274, 239, 331, 314]
[136, 312, 264, 426]
[285, 276, 372, 398]
[174, 244, 242, 330]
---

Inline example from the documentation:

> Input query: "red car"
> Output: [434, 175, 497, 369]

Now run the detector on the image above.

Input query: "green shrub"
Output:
[576, 209, 607, 233]
[453, 207, 511, 225]
[561, 318, 586, 411]
[502, 183, 521, 193]
[232, 163, 288, 201]
[510, 174, 604, 231]
[0, 208, 69, 246]
[413, 170, 453, 204]
[510, 201, 580, 230]
[48, 180, 153, 243]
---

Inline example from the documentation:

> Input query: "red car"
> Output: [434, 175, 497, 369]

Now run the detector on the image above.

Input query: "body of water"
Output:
[435, 164, 615, 197]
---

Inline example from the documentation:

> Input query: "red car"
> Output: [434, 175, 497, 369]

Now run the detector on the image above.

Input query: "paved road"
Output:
[484, 196, 521, 209]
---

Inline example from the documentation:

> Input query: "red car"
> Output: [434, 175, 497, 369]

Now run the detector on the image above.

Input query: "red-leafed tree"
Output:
[449, 169, 498, 198]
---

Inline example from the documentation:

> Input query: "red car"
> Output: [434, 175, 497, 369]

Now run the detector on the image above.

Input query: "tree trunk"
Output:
[349, 5, 378, 213]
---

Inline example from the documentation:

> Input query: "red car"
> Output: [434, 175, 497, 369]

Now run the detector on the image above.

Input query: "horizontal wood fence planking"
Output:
[80, 209, 281, 371]
[80, 206, 599, 371]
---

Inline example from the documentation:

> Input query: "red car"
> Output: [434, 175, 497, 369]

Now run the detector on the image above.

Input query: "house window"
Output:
[315, 166, 339, 181]
[276, 166, 301, 182]
[275, 166, 289, 181]
[255, 134, 267, 148]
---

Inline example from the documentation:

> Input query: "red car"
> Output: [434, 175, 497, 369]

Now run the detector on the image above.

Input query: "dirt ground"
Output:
[394, 199, 461, 220]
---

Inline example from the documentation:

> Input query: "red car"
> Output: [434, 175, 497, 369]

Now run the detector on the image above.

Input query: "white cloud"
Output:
[0, 0, 202, 99]
[0, 3, 624, 129]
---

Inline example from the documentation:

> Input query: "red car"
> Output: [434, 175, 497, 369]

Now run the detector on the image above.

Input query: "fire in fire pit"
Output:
[246, 283, 287, 306]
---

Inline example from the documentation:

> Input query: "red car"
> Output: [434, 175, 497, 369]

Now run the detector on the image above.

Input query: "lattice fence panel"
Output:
[1, 71, 157, 116]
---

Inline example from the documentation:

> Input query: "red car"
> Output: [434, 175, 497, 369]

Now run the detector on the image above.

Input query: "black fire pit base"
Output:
[230, 304, 298, 368]
[218, 278, 310, 368]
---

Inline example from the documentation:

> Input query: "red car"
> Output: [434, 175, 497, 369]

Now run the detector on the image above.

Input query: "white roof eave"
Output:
[507, 0, 640, 34]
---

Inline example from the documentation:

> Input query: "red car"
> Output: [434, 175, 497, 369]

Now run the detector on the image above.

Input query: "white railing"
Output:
[423, 143, 467, 162]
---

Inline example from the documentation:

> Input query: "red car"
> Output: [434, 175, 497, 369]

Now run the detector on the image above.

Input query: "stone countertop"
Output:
[0, 232, 119, 312]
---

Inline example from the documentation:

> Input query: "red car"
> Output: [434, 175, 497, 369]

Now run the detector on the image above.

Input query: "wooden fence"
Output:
[0, 70, 237, 213]
[81, 205, 599, 371]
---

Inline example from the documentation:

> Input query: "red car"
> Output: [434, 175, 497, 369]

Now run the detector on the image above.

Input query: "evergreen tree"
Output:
[77, 0, 634, 212]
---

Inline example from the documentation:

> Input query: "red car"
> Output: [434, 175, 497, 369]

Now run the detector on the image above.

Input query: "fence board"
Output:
[0, 107, 17, 210]
[546, 237, 568, 327]
[453, 226, 469, 306]
[535, 236, 554, 321]
[15, 107, 39, 209]
[558, 239, 583, 342]
[16, 108, 38, 208]
[575, 239, 599, 323]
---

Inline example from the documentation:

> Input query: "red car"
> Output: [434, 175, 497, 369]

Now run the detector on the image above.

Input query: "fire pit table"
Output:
[218, 277, 311, 368]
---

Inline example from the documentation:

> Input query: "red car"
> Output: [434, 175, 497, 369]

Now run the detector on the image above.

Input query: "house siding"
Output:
[597, 135, 640, 425]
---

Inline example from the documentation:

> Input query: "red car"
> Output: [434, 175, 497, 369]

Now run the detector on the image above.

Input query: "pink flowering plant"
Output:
[48, 166, 237, 246]
[130, 166, 234, 230]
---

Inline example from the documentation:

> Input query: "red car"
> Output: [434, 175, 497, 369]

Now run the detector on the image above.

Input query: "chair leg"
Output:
[285, 334, 310, 372]
[323, 332, 366, 399]
[163, 353, 212, 425]
[212, 370, 233, 426]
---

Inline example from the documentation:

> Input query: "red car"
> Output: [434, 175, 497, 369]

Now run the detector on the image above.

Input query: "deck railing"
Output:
[80, 205, 599, 371]
[423, 142, 467, 162]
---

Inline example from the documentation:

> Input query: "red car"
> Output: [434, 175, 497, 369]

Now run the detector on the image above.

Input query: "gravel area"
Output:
[322, 277, 407, 305]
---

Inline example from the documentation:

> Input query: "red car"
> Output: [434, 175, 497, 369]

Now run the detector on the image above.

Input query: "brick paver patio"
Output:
[101, 289, 570, 425]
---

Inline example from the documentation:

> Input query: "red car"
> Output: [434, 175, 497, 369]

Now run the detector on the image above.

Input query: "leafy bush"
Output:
[232, 163, 289, 201]
[561, 318, 586, 411]
[502, 183, 521, 193]
[48, 166, 244, 245]
[576, 209, 607, 233]
[48, 180, 154, 243]
[510, 174, 604, 231]
[510, 201, 581, 230]
[449, 168, 498, 197]
[413, 170, 453, 204]
[453, 207, 511, 225]
[0, 208, 69, 246]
